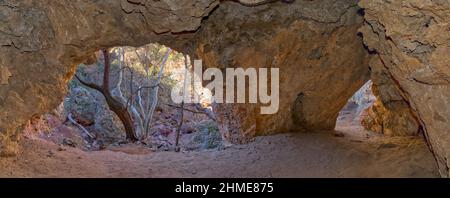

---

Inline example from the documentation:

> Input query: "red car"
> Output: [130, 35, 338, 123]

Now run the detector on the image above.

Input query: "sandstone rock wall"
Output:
[192, 0, 370, 143]
[0, 0, 448, 178]
[0, 0, 370, 150]
[0, 0, 219, 156]
[361, 97, 420, 136]
[361, 58, 420, 137]
[359, 0, 450, 177]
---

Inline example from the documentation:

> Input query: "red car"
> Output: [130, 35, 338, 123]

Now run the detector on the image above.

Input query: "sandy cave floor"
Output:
[0, 124, 440, 178]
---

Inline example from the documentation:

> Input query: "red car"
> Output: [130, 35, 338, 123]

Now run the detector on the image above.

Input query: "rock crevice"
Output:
[359, 0, 450, 177]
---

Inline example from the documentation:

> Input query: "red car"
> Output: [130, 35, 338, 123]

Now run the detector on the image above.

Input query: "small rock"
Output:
[334, 132, 345, 138]
[62, 138, 77, 147]
[47, 151, 55, 158]
[99, 144, 107, 150]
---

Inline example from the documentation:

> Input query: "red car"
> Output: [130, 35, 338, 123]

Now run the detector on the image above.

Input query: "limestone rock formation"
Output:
[193, 0, 370, 143]
[359, 0, 450, 176]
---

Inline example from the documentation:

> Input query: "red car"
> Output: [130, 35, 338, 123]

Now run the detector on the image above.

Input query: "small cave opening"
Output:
[23, 44, 222, 153]
[335, 81, 376, 138]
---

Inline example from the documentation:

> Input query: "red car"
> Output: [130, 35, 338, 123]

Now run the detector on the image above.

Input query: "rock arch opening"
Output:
[335, 81, 375, 137]
[23, 43, 222, 152]
[335, 78, 425, 140]
[0, 0, 448, 178]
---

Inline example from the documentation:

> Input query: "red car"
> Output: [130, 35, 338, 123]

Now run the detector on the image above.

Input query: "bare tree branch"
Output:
[68, 113, 95, 139]
[75, 75, 104, 95]
[126, 84, 160, 110]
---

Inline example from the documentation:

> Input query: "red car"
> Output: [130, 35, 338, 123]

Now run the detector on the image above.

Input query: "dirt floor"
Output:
[0, 124, 439, 178]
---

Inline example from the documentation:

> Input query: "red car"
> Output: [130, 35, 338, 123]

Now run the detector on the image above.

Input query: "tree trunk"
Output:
[101, 49, 138, 141]
[144, 48, 172, 135]
[106, 101, 137, 141]
[175, 55, 190, 148]
[113, 47, 144, 139]
[76, 49, 138, 142]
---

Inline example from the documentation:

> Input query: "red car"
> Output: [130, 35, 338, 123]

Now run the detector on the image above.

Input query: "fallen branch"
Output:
[67, 113, 95, 139]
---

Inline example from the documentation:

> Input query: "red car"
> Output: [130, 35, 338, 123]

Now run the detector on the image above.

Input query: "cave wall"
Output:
[0, 0, 370, 152]
[192, 0, 370, 143]
[0, 0, 219, 156]
[359, 0, 450, 177]
[0, 0, 448, 178]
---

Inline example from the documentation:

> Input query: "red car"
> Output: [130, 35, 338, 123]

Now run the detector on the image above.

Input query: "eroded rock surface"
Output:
[0, 0, 370, 151]
[0, 0, 219, 156]
[360, 0, 450, 177]
[193, 0, 370, 143]
[0, 0, 448, 179]
[361, 59, 420, 137]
